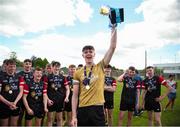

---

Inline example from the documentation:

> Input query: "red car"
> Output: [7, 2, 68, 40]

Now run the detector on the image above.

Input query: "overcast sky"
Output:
[0, 0, 180, 69]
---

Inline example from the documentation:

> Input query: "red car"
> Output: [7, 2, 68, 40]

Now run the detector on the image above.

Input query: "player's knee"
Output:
[154, 117, 161, 124]
[108, 114, 112, 119]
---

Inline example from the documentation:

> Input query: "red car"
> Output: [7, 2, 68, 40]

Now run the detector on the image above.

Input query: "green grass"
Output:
[113, 80, 180, 126]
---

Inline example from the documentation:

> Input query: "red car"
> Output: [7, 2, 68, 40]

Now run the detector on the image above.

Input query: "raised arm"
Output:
[103, 26, 117, 66]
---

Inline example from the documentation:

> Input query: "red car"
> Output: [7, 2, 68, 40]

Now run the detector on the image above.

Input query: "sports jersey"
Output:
[23, 80, 47, 105]
[142, 75, 166, 101]
[18, 71, 33, 86]
[73, 60, 105, 107]
[0, 72, 24, 102]
[104, 76, 116, 101]
[47, 74, 68, 103]
[120, 75, 140, 105]
[166, 80, 177, 93]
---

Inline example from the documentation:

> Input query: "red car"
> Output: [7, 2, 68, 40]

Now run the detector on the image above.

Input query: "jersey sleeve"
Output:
[43, 82, 47, 94]
[19, 76, 25, 87]
[73, 71, 80, 85]
[112, 78, 117, 86]
[23, 84, 29, 94]
[0, 80, 2, 94]
[141, 81, 146, 90]
[159, 76, 167, 86]
[64, 76, 68, 86]
[136, 80, 141, 89]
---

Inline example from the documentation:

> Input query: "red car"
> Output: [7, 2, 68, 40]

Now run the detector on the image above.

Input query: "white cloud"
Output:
[135, 0, 180, 43]
[19, 31, 118, 68]
[1, 0, 180, 69]
[0, 0, 93, 36]
[0, 45, 11, 64]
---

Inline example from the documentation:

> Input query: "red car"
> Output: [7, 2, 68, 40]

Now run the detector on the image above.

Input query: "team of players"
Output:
[0, 58, 177, 126]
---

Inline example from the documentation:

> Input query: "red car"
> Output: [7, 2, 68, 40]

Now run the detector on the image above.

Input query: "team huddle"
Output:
[0, 27, 177, 126]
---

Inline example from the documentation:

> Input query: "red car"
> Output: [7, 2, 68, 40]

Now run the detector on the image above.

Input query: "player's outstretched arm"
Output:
[103, 26, 117, 66]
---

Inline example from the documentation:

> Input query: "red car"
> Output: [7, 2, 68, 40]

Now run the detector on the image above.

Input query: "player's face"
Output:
[7, 64, 16, 75]
[104, 68, 111, 76]
[2, 63, 7, 72]
[53, 65, 60, 74]
[82, 49, 95, 64]
[128, 70, 135, 77]
[146, 68, 154, 78]
[46, 66, 52, 74]
[34, 70, 42, 81]
[69, 67, 76, 76]
[24, 62, 32, 72]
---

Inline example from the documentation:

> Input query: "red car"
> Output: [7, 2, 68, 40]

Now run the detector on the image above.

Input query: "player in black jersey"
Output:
[104, 65, 116, 126]
[64, 64, 76, 126]
[17, 59, 33, 125]
[118, 66, 140, 126]
[0, 59, 25, 126]
[46, 61, 70, 126]
[23, 67, 48, 126]
[141, 66, 172, 126]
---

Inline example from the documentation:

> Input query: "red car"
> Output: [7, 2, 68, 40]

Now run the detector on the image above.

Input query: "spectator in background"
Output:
[164, 74, 177, 111]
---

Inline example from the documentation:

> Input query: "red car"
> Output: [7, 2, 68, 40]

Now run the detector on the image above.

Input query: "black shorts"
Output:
[77, 105, 105, 126]
[145, 100, 161, 112]
[120, 100, 135, 112]
[0, 103, 20, 119]
[48, 98, 64, 112]
[25, 104, 45, 120]
[104, 100, 114, 109]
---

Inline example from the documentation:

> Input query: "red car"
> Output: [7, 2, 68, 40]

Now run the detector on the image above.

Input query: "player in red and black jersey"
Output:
[17, 59, 34, 126]
[23, 67, 48, 126]
[0, 59, 24, 126]
[46, 61, 70, 126]
[118, 66, 140, 126]
[141, 66, 172, 126]
[104, 65, 116, 126]
[64, 64, 76, 126]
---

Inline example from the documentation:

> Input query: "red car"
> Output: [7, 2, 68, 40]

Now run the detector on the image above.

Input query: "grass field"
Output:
[113, 80, 180, 126]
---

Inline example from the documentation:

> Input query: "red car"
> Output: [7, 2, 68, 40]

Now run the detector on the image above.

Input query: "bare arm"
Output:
[104, 85, 116, 92]
[117, 73, 125, 82]
[156, 84, 172, 102]
[141, 90, 147, 109]
[0, 95, 12, 107]
[43, 93, 48, 112]
[23, 94, 34, 115]
[14, 86, 23, 106]
[64, 85, 70, 102]
[136, 89, 140, 109]
[71, 81, 79, 127]
[103, 27, 117, 66]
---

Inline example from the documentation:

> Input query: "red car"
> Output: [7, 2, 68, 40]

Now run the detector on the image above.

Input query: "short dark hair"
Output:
[3, 59, 8, 65]
[169, 74, 175, 78]
[105, 64, 112, 69]
[69, 64, 76, 68]
[46, 63, 52, 68]
[6, 59, 16, 65]
[24, 59, 32, 63]
[34, 66, 43, 72]
[52, 61, 61, 67]
[146, 66, 154, 69]
[128, 66, 135, 71]
[82, 45, 95, 52]
[78, 64, 83, 68]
